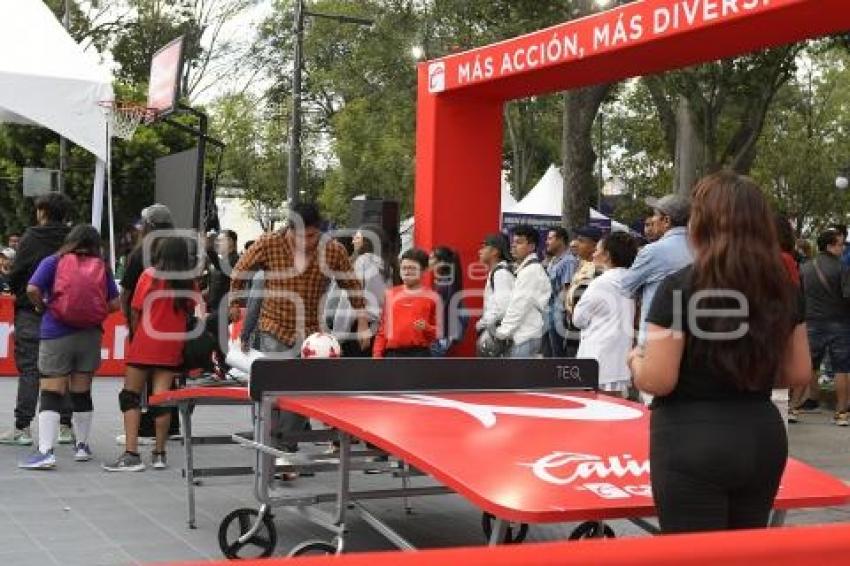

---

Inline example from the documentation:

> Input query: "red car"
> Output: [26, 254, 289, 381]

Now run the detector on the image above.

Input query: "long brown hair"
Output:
[688, 171, 796, 392]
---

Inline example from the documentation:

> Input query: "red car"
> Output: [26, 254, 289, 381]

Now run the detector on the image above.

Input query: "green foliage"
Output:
[604, 80, 674, 225]
[210, 92, 287, 230]
[751, 47, 850, 235]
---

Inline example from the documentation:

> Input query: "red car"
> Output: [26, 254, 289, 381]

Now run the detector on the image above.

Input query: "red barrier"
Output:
[173, 523, 850, 566]
[0, 295, 129, 377]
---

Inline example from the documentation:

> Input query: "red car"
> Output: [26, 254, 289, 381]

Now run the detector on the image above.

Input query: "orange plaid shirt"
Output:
[230, 230, 365, 345]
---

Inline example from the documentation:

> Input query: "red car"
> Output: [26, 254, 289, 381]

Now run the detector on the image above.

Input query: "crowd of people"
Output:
[0, 169, 844, 534]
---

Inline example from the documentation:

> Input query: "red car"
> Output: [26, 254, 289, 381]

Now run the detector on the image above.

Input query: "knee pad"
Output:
[39, 390, 64, 413]
[118, 389, 141, 413]
[70, 391, 93, 413]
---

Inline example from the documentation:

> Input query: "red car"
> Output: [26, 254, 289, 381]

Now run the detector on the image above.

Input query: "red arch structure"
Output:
[414, 0, 850, 269]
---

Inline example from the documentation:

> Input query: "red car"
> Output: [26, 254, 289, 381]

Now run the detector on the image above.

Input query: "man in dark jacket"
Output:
[798, 229, 850, 427]
[0, 193, 72, 445]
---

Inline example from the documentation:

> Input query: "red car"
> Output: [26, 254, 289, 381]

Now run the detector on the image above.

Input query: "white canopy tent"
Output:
[0, 0, 113, 237]
[513, 164, 630, 232]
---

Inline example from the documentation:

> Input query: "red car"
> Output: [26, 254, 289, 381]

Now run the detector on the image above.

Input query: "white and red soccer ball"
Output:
[300, 332, 342, 359]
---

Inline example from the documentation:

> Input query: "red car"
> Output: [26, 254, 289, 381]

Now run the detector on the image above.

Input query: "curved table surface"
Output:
[147, 386, 850, 524]
[277, 391, 850, 524]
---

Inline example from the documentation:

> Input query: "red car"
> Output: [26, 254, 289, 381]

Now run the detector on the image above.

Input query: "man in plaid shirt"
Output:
[229, 204, 369, 459]
[229, 203, 370, 354]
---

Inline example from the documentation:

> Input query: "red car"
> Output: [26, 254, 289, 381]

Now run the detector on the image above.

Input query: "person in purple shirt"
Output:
[19, 225, 120, 470]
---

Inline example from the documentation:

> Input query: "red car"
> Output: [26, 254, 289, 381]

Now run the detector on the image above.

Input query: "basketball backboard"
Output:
[147, 36, 184, 118]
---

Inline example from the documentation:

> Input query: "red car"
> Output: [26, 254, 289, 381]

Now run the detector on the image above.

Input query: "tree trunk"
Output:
[673, 95, 704, 195]
[561, 85, 610, 233]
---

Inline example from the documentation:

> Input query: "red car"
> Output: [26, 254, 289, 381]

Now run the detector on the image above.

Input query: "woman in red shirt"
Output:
[373, 248, 437, 358]
[105, 237, 197, 472]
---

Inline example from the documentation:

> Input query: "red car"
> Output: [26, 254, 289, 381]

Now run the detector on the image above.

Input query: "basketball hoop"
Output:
[98, 101, 157, 140]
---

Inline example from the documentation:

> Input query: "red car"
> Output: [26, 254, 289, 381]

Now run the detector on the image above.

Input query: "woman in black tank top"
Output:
[628, 171, 811, 533]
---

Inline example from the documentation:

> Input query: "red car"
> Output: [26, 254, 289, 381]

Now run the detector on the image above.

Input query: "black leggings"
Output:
[650, 400, 787, 534]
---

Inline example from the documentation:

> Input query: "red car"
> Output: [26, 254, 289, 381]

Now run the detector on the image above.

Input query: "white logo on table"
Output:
[522, 451, 650, 489]
[356, 392, 642, 428]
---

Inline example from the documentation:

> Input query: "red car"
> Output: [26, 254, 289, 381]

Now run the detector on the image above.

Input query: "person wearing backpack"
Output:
[105, 237, 197, 472]
[475, 233, 515, 357]
[493, 225, 551, 358]
[19, 225, 120, 469]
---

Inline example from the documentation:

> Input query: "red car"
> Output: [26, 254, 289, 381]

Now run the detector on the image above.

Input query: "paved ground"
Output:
[0, 379, 848, 565]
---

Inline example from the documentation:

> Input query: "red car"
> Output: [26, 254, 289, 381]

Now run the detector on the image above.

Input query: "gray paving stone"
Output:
[48, 545, 137, 566]
[121, 541, 210, 562]
[0, 549, 62, 566]
[0, 535, 41, 555]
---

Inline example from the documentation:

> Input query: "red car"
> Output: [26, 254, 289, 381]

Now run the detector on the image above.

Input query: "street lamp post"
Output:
[287, 0, 304, 207]
[286, 0, 373, 206]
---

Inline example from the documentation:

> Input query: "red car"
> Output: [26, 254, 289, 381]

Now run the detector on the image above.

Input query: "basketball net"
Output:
[98, 101, 157, 140]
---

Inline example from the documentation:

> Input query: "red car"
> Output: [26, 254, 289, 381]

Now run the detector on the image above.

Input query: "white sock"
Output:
[72, 411, 93, 446]
[38, 411, 60, 454]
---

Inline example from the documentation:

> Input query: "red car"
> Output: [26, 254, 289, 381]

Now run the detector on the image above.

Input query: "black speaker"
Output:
[349, 199, 400, 252]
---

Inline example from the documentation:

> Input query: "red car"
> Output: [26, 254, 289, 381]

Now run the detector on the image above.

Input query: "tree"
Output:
[751, 46, 850, 235]
[603, 79, 674, 225]
[560, 0, 629, 232]
[643, 46, 801, 194]
[211, 92, 287, 231]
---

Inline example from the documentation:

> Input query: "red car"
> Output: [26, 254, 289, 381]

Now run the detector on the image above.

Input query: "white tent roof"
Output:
[0, 0, 112, 160]
[512, 164, 562, 215]
[513, 164, 631, 232]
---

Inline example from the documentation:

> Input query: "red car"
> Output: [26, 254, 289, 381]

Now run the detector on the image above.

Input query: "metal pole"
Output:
[193, 112, 208, 230]
[597, 110, 604, 209]
[58, 0, 71, 193]
[288, 0, 304, 206]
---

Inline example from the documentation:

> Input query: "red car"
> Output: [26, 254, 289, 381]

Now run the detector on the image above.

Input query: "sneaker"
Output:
[19, 450, 56, 470]
[74, 443, 93, 462]
[0, 426, 33, 446]
[833, 412, 849, 427]
[797, 399, 820, 412]
[115, 435, 155, 446]
[787, 408, 800, 424]
[103, 452, 145, 472]
[152, 451, 167, 470]
[57, 425, 74, 444]
[58, 425, 74, 445]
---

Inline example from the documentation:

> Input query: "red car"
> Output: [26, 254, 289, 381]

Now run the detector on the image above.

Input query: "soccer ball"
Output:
[300, 332, 342, 359]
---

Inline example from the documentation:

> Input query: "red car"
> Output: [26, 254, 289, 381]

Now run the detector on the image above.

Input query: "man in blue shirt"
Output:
[543, 227, 578, 357]
[619, 194, 693, 344]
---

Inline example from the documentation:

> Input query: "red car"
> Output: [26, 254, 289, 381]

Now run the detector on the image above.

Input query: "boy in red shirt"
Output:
[373, 249, 437, 358]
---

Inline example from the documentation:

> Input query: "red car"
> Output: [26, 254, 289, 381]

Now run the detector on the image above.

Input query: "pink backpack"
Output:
[49, 254, 109, 328]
